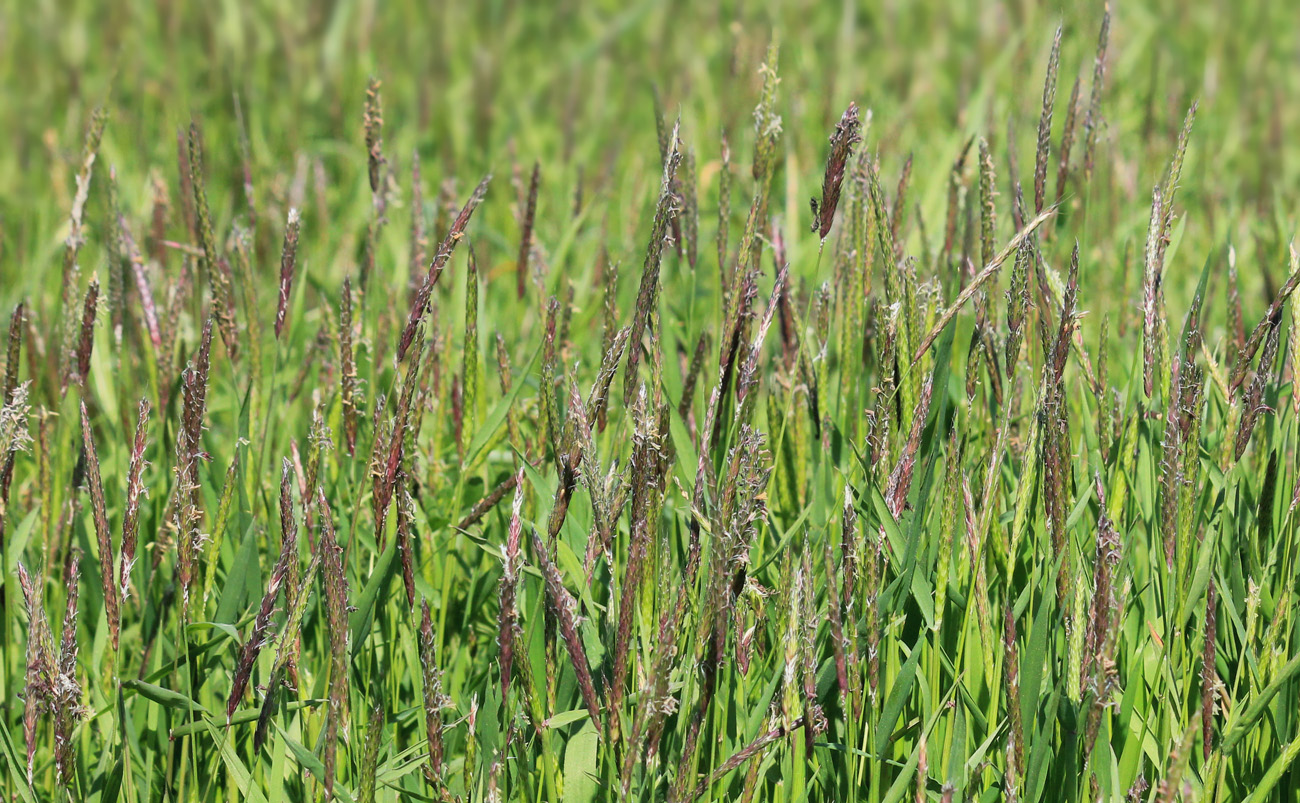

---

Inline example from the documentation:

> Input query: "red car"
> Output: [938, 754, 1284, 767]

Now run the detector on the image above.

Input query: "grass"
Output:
[1, 1, 1299, 801]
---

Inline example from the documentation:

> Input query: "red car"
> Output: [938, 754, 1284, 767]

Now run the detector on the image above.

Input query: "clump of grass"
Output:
[4, 9, 1300, 803]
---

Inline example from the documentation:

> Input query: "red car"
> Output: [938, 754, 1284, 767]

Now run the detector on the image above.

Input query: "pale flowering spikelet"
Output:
[420, 599, 450, 789]
[358, 702, 385, 803]
[53, 553, 85, 788]
[751, 42, 783, 184]
[0, 305, 25, 542]
[1201, 580, 1217, 761]
[1141, 185, 1165, 401]
[106, 169, 128, 347]
[717, 133, 731, 292]
[18, 562, 55, 784]
[120, 398, 151, 601]
[934, 430, 961, 632]
[395, 475, 417, 610]
[539, 297, 561, 462]
[339, 276, 360, 456]
[0, 381, 33, 461]
[798, 549, 825, 748]
[1156, 101, 1199, 263]
[496, 468, 526, 701]
[175, 318, 214, 612]
[274, 207, 301, 339]
[1004, 605, 1024, 802]
[823, 533, 848, 709]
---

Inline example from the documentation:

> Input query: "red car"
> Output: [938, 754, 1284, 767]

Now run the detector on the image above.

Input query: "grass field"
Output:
[2, 1, 1300, 801]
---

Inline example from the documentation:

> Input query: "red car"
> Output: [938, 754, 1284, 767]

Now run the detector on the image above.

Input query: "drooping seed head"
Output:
[813, 102, 862, 243]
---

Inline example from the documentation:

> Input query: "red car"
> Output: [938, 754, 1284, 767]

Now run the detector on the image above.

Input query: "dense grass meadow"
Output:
[4, 0, 1300, 800]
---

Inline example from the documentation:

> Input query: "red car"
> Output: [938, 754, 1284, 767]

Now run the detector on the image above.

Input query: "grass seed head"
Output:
[53, 551, 84, 788]
[1083, 6, 1112, 181]
[364, 76, 385, 196]
[72, 277, 100, 388]
[813, 102, 862, 243]
[18, 561, 55, 783]
[400, 175, 491, 362]
[187, 121, 240, 361]
[420, 599, 449, 787]
[1034, 27, 1062, 216]
[516, 162, 540, 299]
[274, 207, 302, 339]
[119, 399, 150, 601]
[530, 525, 602, 730]
[80, 400, 120, 650]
